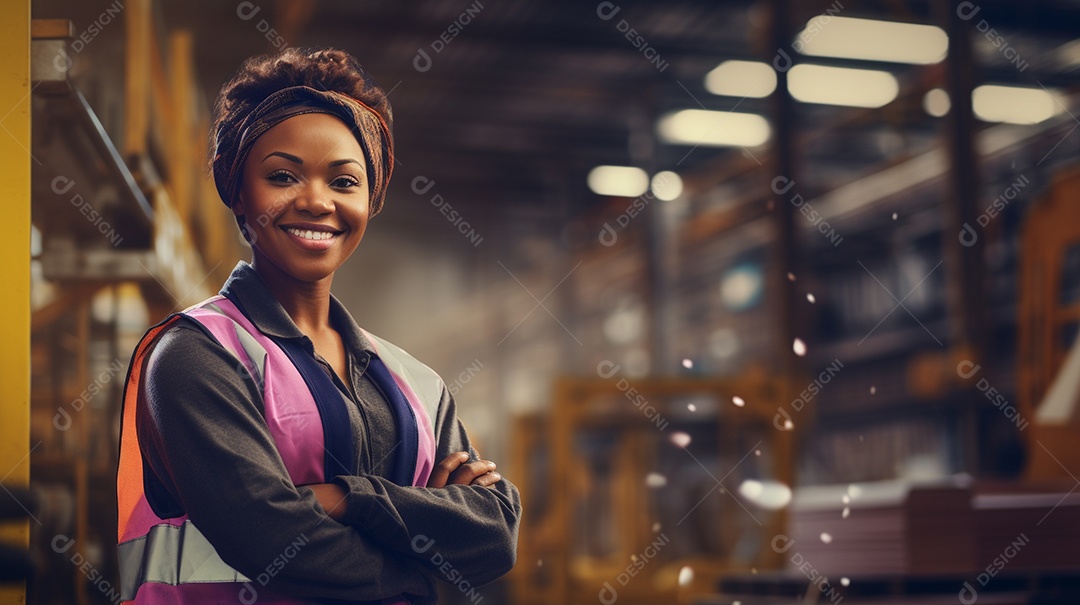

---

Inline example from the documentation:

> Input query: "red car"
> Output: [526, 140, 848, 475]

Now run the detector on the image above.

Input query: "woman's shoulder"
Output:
[143, 314, 234, 375]
[361, 330, 447, 402]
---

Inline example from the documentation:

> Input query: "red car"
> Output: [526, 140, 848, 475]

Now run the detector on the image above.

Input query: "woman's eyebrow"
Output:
[262, 151, 303, 164]
[328, 158, 362, 168]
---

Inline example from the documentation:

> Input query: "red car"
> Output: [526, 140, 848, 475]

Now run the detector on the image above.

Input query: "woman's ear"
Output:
[231, 193, 244, 217]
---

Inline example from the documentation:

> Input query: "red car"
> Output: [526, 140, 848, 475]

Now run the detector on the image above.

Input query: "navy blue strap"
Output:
[271, 335, 356, 481]
[363, 355, 419, 487]
[225, 293, 355, 482]
[225, 292, 419, 486]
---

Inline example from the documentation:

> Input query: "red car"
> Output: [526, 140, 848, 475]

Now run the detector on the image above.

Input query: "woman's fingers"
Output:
[470, 470, 502, 488]
[447, 459, 497, 486]
[427, 451, 470, 488]
[428, 452, 503, 489]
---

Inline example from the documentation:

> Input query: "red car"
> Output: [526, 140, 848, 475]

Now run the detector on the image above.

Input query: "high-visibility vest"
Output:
[117, 295, 440, 604]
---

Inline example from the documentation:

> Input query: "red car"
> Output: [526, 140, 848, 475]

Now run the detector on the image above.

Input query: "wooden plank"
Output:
[168, 30, 195, 223]
[0, 1, 31, 603]
[124, 0, 151, 156]
[31, 18, 73, 39]
[74, 300, 90, 605]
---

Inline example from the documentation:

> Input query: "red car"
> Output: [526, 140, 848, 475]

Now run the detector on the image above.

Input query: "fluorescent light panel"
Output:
[797, 16, 948, 64]
[705, 60, 777, 98]
[788, 64, 899, 108]
[972, 85, 1064, 125]
[656, 109, 771, 147]
[587, 165, 649, 197]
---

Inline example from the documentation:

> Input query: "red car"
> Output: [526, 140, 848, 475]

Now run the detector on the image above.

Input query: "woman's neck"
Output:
[251, 255, 334, 336]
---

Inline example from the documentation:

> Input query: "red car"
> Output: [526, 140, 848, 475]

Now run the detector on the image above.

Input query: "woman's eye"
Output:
[267, 170, 297, 184]
[331, 176, 360, 189]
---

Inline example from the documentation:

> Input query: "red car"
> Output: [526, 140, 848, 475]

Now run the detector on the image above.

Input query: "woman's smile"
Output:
[280, 222, 346, 251]
[235, 112, 371, 284]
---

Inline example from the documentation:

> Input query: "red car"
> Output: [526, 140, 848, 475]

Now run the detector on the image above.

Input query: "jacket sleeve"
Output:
[137, 321, 437, 604]
[331, 386, 521, 588]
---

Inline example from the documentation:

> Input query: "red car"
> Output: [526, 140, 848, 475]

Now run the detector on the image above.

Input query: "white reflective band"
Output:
[118, 520, 250, 601]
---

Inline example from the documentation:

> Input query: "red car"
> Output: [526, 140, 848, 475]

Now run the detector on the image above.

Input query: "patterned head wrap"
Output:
[212, 85, 394, 216]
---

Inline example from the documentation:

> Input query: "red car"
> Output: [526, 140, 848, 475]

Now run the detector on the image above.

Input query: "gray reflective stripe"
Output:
[366, 333, 443, 424]
[118, 520, 250, 601]
[233, 322, 268, 392]
[203, 302, 267, 395]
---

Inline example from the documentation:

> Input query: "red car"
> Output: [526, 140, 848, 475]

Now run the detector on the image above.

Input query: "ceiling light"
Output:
[923, 88, 951, 117]
[705, 60, 777, 98]
[972, 85, 1063, 125]
[788, 64, 899, 108]
[651, 171, 683, 200]
[656, 109, 771, 147]
[797, 16, 947, 64]
[587, 165, 649, 197]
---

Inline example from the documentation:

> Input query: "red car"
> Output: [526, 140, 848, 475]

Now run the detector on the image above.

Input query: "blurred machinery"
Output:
[511, 372, 795, 605]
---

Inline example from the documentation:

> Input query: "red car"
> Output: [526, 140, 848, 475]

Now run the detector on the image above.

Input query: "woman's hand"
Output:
[427, 451, 501, 489]
[306, 483, 348, 521]
[306, 452, 500, 521]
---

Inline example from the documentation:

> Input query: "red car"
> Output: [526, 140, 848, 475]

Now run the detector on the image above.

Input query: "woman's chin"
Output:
[253, 253, 341, 285]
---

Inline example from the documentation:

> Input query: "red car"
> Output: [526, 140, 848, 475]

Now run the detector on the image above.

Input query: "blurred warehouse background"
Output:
[3, 0, 1080, 603]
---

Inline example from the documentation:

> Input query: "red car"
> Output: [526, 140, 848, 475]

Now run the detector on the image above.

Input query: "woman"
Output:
[117, 48, 520, 605]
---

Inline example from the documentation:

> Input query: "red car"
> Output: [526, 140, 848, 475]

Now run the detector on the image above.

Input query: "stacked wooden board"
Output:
[786, 479, 976, 575]
[785, 479, 1080, 576]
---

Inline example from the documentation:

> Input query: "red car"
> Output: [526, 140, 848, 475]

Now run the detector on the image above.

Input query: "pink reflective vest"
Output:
[117, 296, 439, 603]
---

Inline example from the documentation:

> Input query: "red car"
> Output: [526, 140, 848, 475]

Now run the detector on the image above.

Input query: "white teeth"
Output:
[287, 228, 335, 241]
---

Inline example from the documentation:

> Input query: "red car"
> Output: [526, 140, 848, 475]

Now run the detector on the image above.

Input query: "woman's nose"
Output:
[293, 181, 334, 215]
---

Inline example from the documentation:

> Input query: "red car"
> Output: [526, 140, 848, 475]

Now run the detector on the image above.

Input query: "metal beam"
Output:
[0, 1, 31, 603]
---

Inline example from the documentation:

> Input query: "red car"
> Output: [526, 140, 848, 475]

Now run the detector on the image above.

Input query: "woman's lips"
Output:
[281, 226, 341, 251]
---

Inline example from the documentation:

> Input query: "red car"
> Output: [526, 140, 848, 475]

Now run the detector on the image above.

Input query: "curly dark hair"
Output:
[210, 47, 394, 215]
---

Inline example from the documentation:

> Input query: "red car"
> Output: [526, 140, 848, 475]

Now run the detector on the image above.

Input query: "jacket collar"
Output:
[219, 261, 378, 357]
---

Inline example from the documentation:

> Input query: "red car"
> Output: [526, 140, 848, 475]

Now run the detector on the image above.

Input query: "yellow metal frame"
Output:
[0, 0, 31, 603]
[1019, 162, 1080, 480]
[513, 374, 795, 605]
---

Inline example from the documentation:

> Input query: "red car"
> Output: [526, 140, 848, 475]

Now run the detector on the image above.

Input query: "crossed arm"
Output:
[139, 322, 520, 603]
[309, 450, 503, 515]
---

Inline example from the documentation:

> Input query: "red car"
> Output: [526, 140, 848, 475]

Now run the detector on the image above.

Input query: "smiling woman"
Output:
[238, 113, 370, 289]
[115, 48, 520, 605]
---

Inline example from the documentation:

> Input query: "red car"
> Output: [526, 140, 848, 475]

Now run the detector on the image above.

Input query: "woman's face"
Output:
[235, 112, 370, 284]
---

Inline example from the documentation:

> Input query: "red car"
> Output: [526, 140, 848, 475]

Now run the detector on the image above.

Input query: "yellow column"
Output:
[0, 0, 31, 603]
